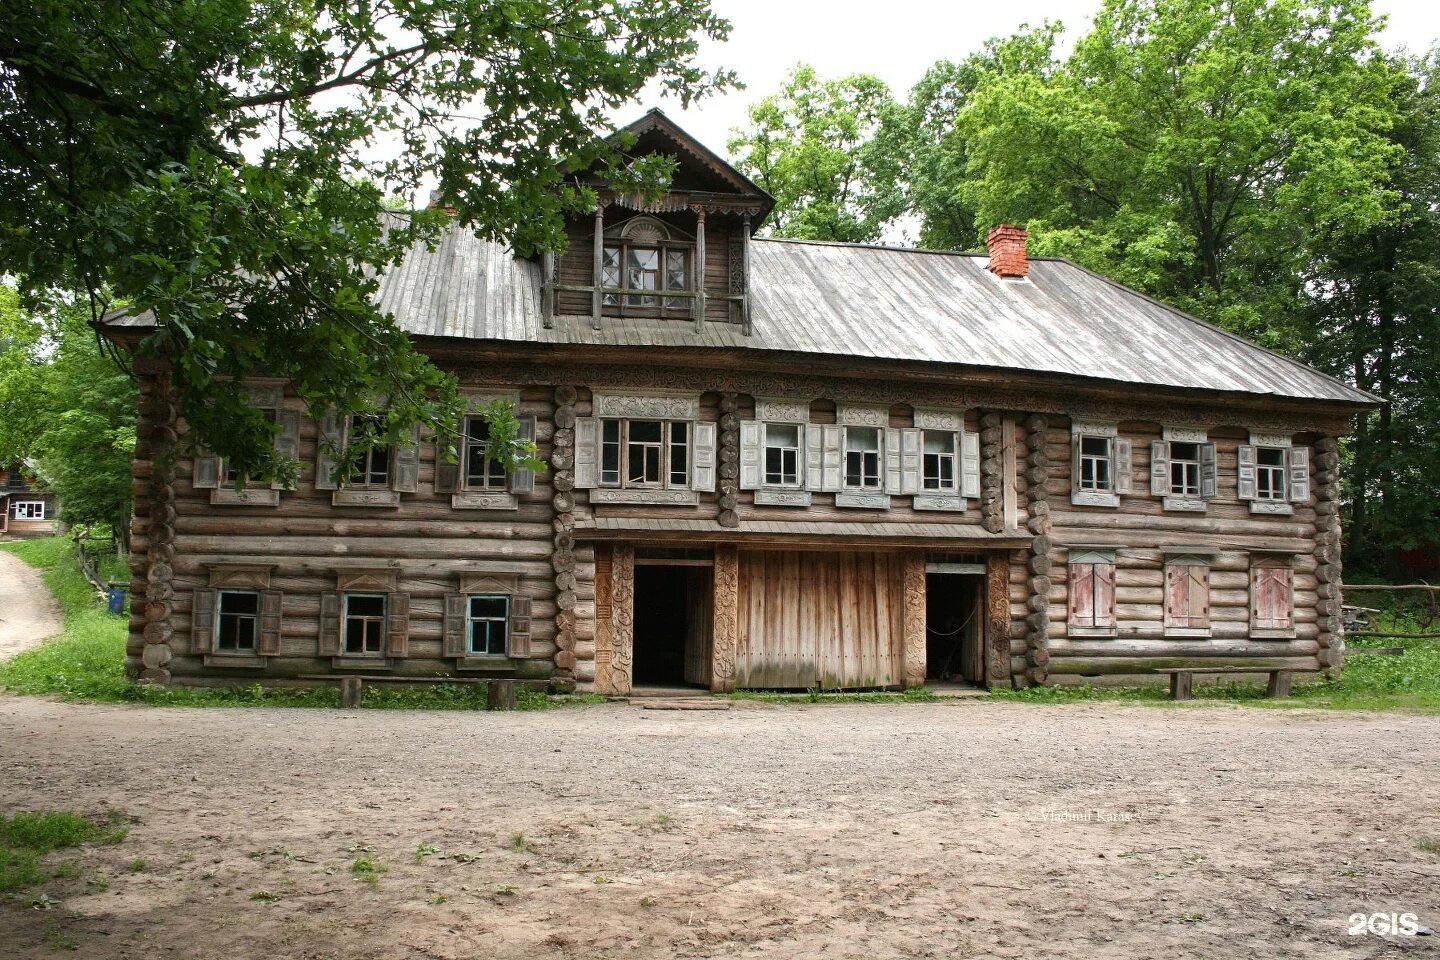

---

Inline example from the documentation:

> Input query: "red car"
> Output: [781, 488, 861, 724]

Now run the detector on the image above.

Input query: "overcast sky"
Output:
[637, 0, 1440, 157]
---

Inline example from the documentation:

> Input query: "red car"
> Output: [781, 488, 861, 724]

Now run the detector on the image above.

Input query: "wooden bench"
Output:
[1154, 666, 1309, 701]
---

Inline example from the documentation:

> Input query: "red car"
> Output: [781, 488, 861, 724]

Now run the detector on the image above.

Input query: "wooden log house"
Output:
[104, 110, 1376, 692]
[1, 462, 59, 539]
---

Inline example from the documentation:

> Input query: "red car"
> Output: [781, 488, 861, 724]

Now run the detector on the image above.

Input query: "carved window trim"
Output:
[600, 216, 695, 318]
[207, 564, 275, 589]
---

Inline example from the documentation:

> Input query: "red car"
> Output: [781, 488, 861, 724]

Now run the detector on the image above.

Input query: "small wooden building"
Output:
[105, 111, 1376, 692]
[1, 463, 59, 539]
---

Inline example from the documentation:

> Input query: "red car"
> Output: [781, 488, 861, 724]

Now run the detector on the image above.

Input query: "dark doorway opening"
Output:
[633, 564, 712, 688]
[926, 573, 984, 683]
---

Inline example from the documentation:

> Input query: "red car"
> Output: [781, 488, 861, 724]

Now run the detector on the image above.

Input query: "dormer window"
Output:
[600, 216, 693, 317]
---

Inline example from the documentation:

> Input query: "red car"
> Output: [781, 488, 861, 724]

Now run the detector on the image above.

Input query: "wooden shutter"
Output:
[1093, 562, 1116, 628]
[820, 425, 844, 492]
[739, 421, 762, 489]
[258, 589, 283, 655]
[511, 417, 537, 494]
[393, 424, 421, 493]
[509, 595, 532, 657]
[386, 592, 410, 658]
[266, 410, 299, 491]
[1149, 441, 1168, 495]
[883, 427, 903, 494]
[1114, 438, 1133, 495]
[960, 430, 981, 499]
[804, 423, 825, 491]
[1236, 444, 1257, 500]
[442, 593, 467, 658]
[692, 421, 717, 492]
[1199, 443, 1218, 499]
[1070, 433, 1083, 494]
[318, 591, 341, 656]
[573, 417, 598, 488]
[314, 411, 343, 490]
[899, 428, 921, 495]
[192, 451, 220, 490]
[191, 588, 217, 654]
[1068, 564, 1096, 628]
[1252, 564, 1294, 631]
[1288, 447, 1310, 502]
[1166, 562, 1210, 629]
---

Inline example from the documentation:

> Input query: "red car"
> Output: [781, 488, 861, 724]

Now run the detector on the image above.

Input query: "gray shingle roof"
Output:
[107, 226, 1375, 405]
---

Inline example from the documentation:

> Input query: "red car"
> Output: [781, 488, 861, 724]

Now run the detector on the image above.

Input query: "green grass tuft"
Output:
[0, 810, 128, 893]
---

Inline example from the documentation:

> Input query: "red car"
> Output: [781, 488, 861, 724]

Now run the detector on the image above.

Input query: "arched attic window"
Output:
[601, 216, 694, 316]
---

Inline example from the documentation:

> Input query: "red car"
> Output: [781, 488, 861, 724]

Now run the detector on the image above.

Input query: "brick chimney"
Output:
[986, 224, 1029, 279]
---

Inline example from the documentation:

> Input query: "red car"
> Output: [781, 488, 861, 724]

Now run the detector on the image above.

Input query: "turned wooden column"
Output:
[711, 544, 739, 692]
[550, 386, 579, 688]
[137, 356, 178, 686]
[717, 393, 740, 528]
[901, 552, 927, 689]
[591, 203, 606, 330]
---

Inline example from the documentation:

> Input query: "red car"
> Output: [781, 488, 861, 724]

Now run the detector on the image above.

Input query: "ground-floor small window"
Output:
[11, 500, 45, 520]
[344, 593, 387, 655]
[467, 595, 510, 656]
[1251, 558, 1295, 635]
[216, 590, 260, 653]
[1164, 556, 1211, 635]
[1067, 551, 1116, 635]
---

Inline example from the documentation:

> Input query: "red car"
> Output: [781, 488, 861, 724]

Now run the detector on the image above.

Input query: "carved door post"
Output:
[902, 552, 927, 689]
[986, 552, 1012, 689]
[608, 543, 635, 694]
[711, 544, 739, 692]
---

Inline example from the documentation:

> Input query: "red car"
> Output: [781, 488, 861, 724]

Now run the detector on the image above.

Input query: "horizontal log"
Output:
[172, 535, 554, 561]
[1049, 638, 1319, 658]
[1048, 655, 1320, 675]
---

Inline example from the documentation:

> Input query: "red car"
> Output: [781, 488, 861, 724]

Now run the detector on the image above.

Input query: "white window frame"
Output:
[920, 430, 959, 493]
[599, 418, 691, 490]
[466, 594, 511, 657]
[1154, 426, 1214, 513]
[842, 426, 884, 491]
[11, 500, 46, 520]
[1254, 446, 1288, 502]
[1071, 420, 1129, 508]
[763, 422, 804, 488]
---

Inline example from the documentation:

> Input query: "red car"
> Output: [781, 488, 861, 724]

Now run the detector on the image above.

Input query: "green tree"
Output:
[1303, 52, 1440, 567]
[959, 0, 1400, 344]
[0, 0, 733, 481]
[727, 64, 905, 242]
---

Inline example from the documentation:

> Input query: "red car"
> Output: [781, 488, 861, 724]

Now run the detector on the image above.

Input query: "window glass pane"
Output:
[922, 431, 951, 454]
[348, 594, 385, 617]
[1258, 447, 1285, 466]
[630, 421, 662, 443]
[665, 250, 687, 289]
[470, 595, 508, 620]
[767, 423, 799, 448]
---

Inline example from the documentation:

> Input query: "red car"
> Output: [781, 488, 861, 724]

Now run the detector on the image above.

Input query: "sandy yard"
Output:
[0, 550, 62, 661]
[0, 696, 1436, 959]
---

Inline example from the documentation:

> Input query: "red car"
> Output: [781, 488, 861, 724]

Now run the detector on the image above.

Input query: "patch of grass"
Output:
[249, 890, 282, 904]
[426, 892, 448, 905]
[351, 855, 387, 889]
[0, 810, 129, 893]
[1417, 836, 1440, 854]
[508, 832, 529, 854]
[640, 895, 653, 907]
[414, 843, 440, 863]
[0, 538, 594, 711]
[126, 858, 146, 873]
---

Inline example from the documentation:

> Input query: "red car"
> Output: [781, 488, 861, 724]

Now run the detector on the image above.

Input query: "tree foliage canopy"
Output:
[727, 64, 904, 243]
[1, 0, 733, 481]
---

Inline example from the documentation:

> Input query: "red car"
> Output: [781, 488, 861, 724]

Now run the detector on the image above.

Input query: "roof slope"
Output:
[108, 227, 1374, 405]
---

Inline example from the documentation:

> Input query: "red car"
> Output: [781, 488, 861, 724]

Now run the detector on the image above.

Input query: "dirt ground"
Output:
[0, 696, 1437, 960]
[0, 550, 62, 661]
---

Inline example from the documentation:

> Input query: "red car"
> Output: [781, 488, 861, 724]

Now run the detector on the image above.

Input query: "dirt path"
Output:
[0, 549, 62, 661]
[0, 697, 1437, 959]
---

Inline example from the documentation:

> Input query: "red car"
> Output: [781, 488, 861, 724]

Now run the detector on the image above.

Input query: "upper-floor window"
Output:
[602, 243, 690, 312]
[347, 415, 392, 488]
[764, 423, 802, 487]
[1151, 428, 1216, 511]
[601, 419, 690, 489]
[1168, 441, 1202, 497]
[922, 431, 957, 492]
[224, 408, 277, 486]
[1078, 436, 1113, 492]
[1254, 447, 1287, 501]
[463, 416, 509, 491]
[844, 427, 883, 490]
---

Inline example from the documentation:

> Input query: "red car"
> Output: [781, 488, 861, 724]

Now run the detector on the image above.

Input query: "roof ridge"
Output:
[751, 236, 1067, 261]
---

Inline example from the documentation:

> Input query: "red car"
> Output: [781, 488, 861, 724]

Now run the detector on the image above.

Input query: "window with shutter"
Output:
[1251, 558, 1295, 637]
[1158, 428, 1211, 512]
[466, 594, 510, 656]
[1067, 551, 1116, 637]
[191, 588, 217, 655]
[317, 591, 342, 656]
[258, 589, 283, 656]
[1164, 557, 1211, 636]
[442, 593, 468, 658]
[509, 595, 533, 658]
[1071, 421, 1123, 507]
[385, 593, 410, 658]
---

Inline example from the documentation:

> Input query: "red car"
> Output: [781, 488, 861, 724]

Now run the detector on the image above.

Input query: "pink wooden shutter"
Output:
[1093, 563, 1116, 627]
[1165, 564, 1190, 628]
[318, 591, 341, 656]
[386, 593, 410, 657]
[1068, 564, 1096, 627]
[1254, 567, 1294, 631]
[258, 589, 283, 656]
[1186, 565, 1210, 629]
